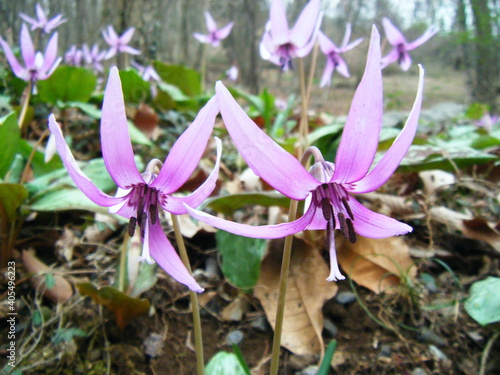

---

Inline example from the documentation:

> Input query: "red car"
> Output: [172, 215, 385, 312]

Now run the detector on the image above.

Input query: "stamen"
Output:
[321, 198, 332, 221]
[346, 219, 357, 244]
[149, 204, 158, 224]
[341, 197, 354, 220]
[337, 212, 349, 240]
[128, 217, 137, 237]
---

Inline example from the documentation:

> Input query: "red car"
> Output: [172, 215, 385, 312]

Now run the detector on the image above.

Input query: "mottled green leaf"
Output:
[464, 277, 500, 326]
[118, 69, 150, 104]
[206, 352, 247, 375]
[0, 113, 20, 179]
[38, 66, 97, 104]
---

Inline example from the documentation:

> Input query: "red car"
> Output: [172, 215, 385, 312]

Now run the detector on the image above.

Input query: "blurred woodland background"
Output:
[0, 0, 498, 110]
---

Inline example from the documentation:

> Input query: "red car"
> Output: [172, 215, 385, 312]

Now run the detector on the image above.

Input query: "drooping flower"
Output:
[318, 24, 363, 87]
[259, 0, 322, 72]
[48, 67, 221, 292]
[186, 26, 424, 281]
[0, 24, 61, 90]
[102, 25, 140, 59]
[381, 17, 438, 71]
[131, 61, 162, 97]
[475, 113, 499, 132]
[82, 44, 107, 73]
[193, 12, 234, 47]
[225, 65, 238, 82]
[64, 45, 83, 66]
[19, 3, 66, 34]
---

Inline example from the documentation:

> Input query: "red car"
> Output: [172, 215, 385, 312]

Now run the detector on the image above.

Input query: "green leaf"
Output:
[464, 277, 500, 326]
[77, 283, 151, 329]
[19, 139, 62, 177]
[127, 121, 153, 146]
[65, 101, 102, 119]
[205, 352, 248, 375]
[45, 273, 55, 289]
[52, 327, 88, 345]
[232, 345, 251, 375]
[29, 187, 110, 213]
[153, 61, 202, 96]
[216, 230, 266, 289]
[118, 69, 150, 104]
[0, 183, 28, 222]
[37, 66, 97, 104]
[0, 113, 20, 179]
[206, 193, 290, 216]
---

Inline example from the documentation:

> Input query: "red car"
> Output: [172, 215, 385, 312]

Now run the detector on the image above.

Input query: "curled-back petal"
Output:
[193, 33, 211, 44]
[332, 26, 383, 184]
[269, 0, 290, 46]
[381, 49, 399, 69]
[100, 67, 144, 188]
[320, 58, 335, 87]
[162, 137, 222, 215]
[399, 51, 412, 71]
[382, 18, 406, 46]
[350, 65, 424, 193]
[349, 199, 412, 238]
[151, 97, 219, 193]
[120, 45, 140, 55]
[340, 23, 352, 48]
[20, 24, 36, 69]
[216, 81, 320, 200]
[48, 115, 123, 207]
[205, 12, 217, 33]
[318, 31, 337, 54]
[120, 27, 135, 45]
[406, 26, 438, 50]
[39, 32, 59, 76]
[290, 0, 321, 47]
[0, 37, 26, 80]
[215, 22, 234, 40]
[147, 219, 204, 293]
[184, 200, 316, 239]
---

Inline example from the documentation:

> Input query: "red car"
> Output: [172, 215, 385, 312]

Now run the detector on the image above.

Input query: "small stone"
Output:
[428, 345, 449, 361]
[296, 365, 319, 375]
[378, 344, 392, 359]
[250, 315, 270, 333]
[143, 332, 164, 358]
[416, 328, 446, 347]
[225, 329, 244, 346]
[335, 291, 356, 305]
[323, 318, 338, 337]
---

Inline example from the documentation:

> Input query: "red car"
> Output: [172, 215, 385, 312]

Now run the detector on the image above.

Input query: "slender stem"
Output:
[171, 214, 205, 375]
[19, 128, 50, 185]
[479, 331, 500, 375]
[200, 43, 207, 92]
[117, 233, 129, 293]
[18, 81, 33, 133]
[297, 58, 308, 156]
[269, 198, 299, 375]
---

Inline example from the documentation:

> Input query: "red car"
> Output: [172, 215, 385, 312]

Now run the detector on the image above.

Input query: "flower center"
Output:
[278, 43, 295, 71]
[127, 184, 159, 238]
[317, 183, 356, 244]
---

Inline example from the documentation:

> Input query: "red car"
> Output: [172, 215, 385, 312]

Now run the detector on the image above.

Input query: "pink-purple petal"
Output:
[216, 81, 320, 200]
[382, 18, 406, 46]
[148, 219, 204, 293]
[215, 22, 234, 40]
[380, 48, 399, 69]
[319, 58, 335, 87]
[0, 37, 26, 79]
[194, 33, 210, 44]
[184, 201, 315, 239]
[406, 26, 438, 50]
[270, 0, 290, 46]
[318, 31, 336, 54]
[336, 56, 350, 78]
[120, 27, 135, 45]
[349, 198, 413, 238]
[100, 67, 144, 188]
[400, 51, 412, 71]
[205, 12, 218, 33]
[20, 24, 36, 69]
[40, 32, 59, 74]
[151, 97, 219, 194]
[332, 26, 383, 184]
[290, 0, 321, 47]
[341, 23, 352, 48]
[48, 115, 123, 207]
[160, 137, 222, 215]
[349, 66, 424, 194]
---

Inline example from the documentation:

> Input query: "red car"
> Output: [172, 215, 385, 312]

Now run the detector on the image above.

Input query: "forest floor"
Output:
[1, 64, 499, 375]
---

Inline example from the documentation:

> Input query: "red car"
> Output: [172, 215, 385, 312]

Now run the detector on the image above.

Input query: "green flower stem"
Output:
[19, 128, 50, 185]
[269, 198, 299, 375]
[18, 80, 32, 134]
[200, 43, 207, 92]
[171, 214, 205, 375]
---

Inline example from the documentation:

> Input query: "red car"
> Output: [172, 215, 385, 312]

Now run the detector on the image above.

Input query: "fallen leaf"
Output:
[254, 237, 338, 356]
[337, 235, 416, 294]
[82, 213, 118, 243]
[55, 226, 79, 262]
[419, 170, 456, 195]
[221, 296, 251, 322]
[133, 103, 159, 138]
[77, 283, 150, 329]
[22, 249, 73, 303]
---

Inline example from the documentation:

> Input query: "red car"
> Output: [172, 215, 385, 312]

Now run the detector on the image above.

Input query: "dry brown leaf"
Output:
[82, 213, 118, 243]
[430, 207, 500, 252]
[337, 235, 416, 294]
[22, 249, 73, 303]
[221, 296, 251, 321]
[55, 226, 79, 262]
[254, 237, 338, 356]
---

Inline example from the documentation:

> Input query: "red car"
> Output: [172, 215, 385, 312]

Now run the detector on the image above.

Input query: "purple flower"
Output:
[475, 113, 498, 132]
[65, 45, 83, 66]
[186, 27, 424, 281]
[259, 0, 322, 72]
[225, 65, 238, 82]
[131, 61, 161, 83]
[0, 24, 61, 89]
[193, 12, 234, 47]
[48, 67, 221, 292]
[82, 44, 107, 73]
[19, 3, 66, 34]
[318, 24, 363, 87]
[381, 17, 438, 71]
[102, 26, 140, 59]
